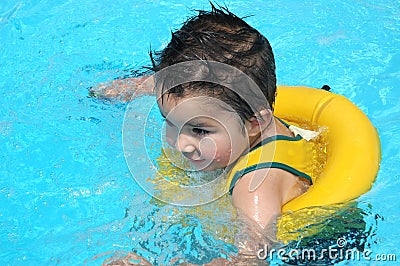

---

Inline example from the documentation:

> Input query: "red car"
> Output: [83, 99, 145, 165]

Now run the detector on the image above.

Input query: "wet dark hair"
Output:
[150, 4, 276, 122]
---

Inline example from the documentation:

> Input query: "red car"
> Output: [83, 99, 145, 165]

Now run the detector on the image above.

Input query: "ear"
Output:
[246, 109, 273, 137]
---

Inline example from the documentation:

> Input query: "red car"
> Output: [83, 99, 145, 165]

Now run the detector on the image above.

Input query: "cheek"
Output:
[198, 137, 224, 161]
[214, 149, 232, 164]
[224, 132, 248, 160]
[165, 126, 177, 147]
[199, 131, 246, 165]
[211, 138, 234, 163]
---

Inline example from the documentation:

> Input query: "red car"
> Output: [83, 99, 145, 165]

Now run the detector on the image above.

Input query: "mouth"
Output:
[187, 158, 206, 164]
[187, 157, 210, 170]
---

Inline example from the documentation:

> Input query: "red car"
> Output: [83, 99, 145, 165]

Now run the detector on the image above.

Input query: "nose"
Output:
[175, 133, 196, 156]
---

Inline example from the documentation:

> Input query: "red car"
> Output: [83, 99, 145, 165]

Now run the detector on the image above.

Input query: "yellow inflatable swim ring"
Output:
[151, 85, 381, 243]
[275, 86, 381, 212]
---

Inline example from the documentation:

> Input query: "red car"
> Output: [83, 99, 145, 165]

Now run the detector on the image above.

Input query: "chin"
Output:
[196, 163, 225, 172]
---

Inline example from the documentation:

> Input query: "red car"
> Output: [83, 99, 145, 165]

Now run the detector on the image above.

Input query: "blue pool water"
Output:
[1, 0, 399, 265]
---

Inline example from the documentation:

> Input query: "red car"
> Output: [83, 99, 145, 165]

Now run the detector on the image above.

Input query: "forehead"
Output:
[158, 94, 239, 123]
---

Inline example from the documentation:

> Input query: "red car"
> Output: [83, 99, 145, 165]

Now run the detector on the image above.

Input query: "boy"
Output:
[95, 5, 315, 265]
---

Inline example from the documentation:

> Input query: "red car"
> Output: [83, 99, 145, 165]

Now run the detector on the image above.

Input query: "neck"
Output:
[248, 116, 275, 150]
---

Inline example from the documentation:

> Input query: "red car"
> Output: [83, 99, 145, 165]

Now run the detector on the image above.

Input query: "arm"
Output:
[232, 168, 284, 229]
[89, 75, 155, 101]
[179, 169, 300, 265]
[230, 168, 307, 257]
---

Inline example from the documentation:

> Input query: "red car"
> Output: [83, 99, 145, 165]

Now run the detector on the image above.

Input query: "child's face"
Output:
[158, 95, 251, 171]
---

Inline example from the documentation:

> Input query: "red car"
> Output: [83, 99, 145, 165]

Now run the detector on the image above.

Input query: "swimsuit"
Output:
[226, 119, 316, 194]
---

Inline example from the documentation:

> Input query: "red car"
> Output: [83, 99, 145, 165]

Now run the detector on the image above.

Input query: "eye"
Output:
[192, 128, 210, 136]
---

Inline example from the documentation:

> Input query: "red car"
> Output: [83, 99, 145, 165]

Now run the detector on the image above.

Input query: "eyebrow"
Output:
[160, 112, 214, 128]
[186, 121, 210, 127]
[186, 118, 214, 128]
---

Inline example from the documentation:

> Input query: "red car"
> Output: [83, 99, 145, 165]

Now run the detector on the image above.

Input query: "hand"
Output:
[202, 258, 236, 265]
[175, 258, 229, 266]
[102, 252, 153, 266]
[89, 76, 154, 101]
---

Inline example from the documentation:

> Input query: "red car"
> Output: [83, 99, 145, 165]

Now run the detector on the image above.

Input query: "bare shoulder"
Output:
[231, 168, 308, 228]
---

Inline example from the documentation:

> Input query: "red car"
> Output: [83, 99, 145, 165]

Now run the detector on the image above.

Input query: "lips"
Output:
[188, 158, 205, 164]
[187, 158, 210, 170]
